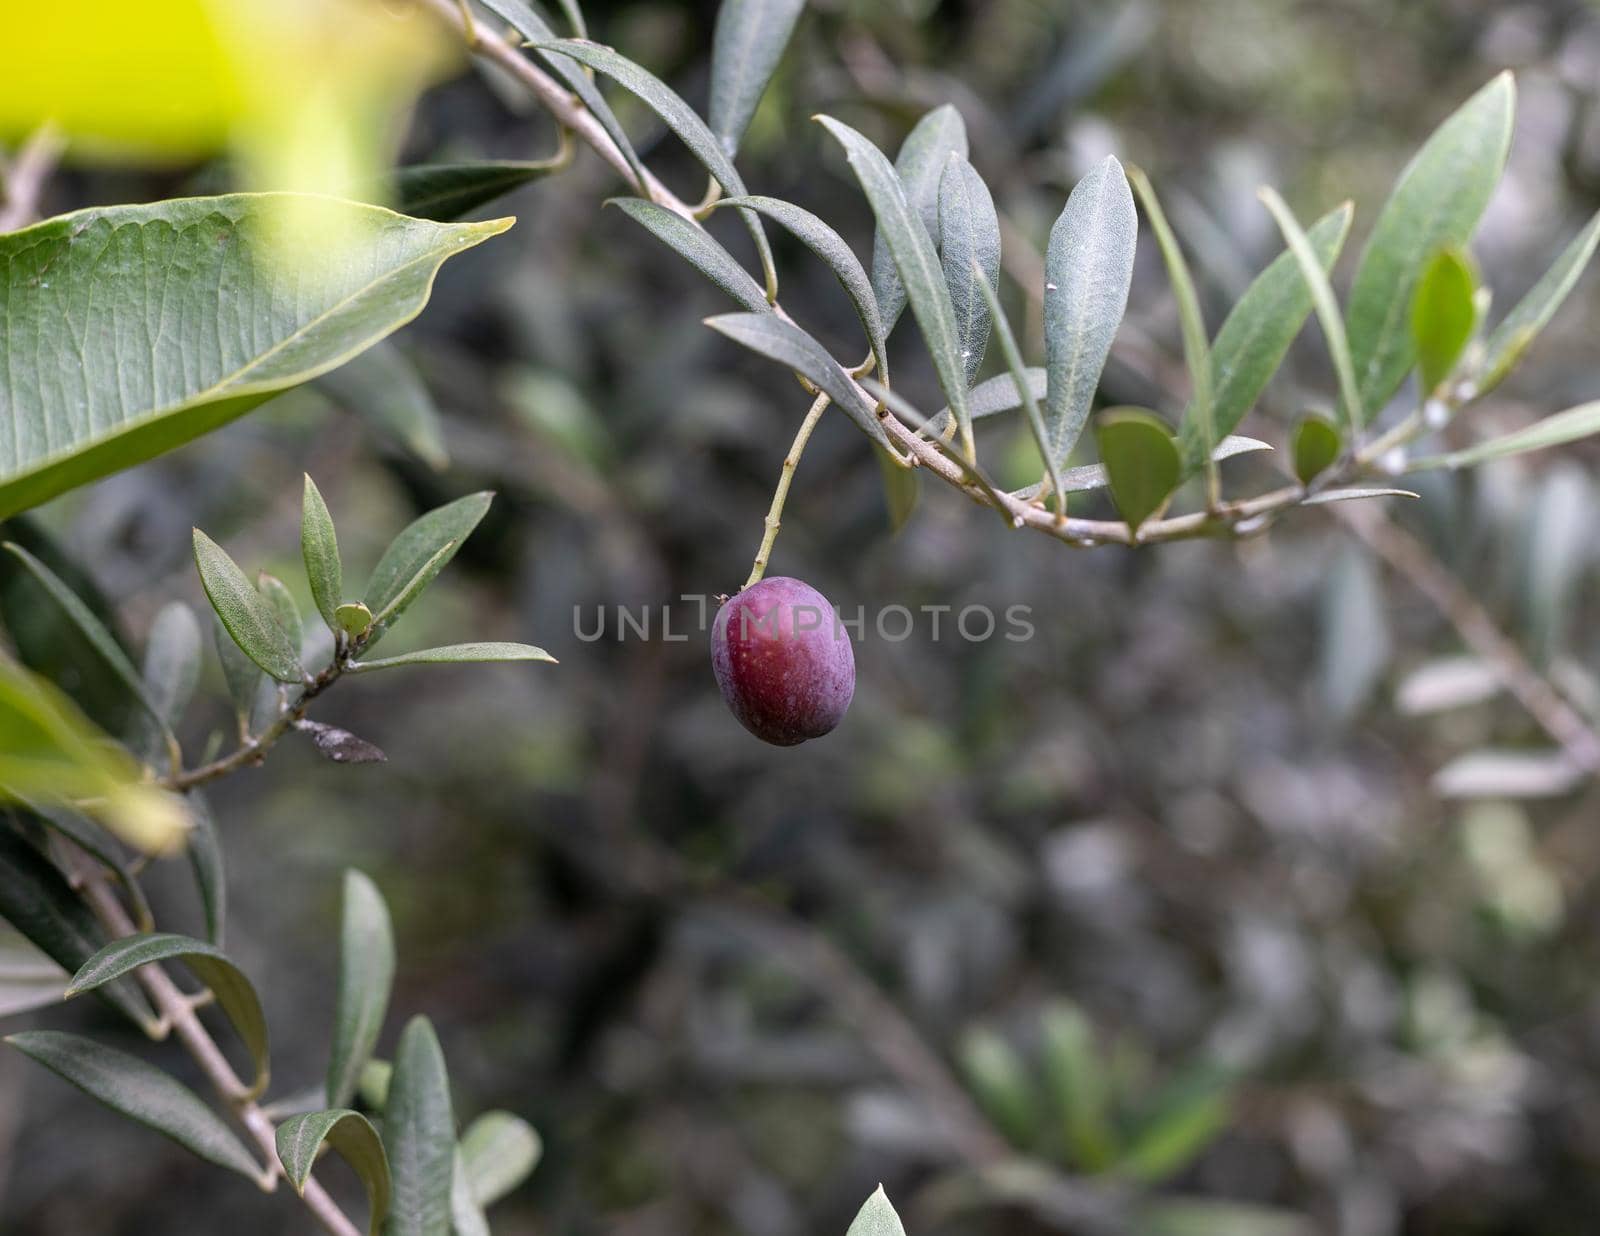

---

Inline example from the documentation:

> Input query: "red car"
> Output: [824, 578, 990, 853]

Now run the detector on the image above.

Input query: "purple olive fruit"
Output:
[711, 576, 855, 746]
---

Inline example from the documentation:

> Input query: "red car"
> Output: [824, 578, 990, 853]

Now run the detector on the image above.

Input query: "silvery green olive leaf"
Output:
[0, 825, 157, 1031]
[1128, 168, 1215, 495]
[384, 1016, 456, 1236]
[1258, 188, 1364, 434]
[301, 475, 344, 634]
[847, 1186, 908, 1236]
[927, 368, 1049, 437]
[193, 531, 303, 685]
[1345, 73, 1515, 421]
[972, 263, 1063, 506]
[607, 198, 769, 313]
[276, 1109, 390, 1236]
[1411, 247, 1479, 393]
[716, 195, 887, 381]
[1043, 156, 1136, 468]
[389, 160, 564, 223]
[940, 157, 1002, 387]
[66, 933, 270, 1096]
[817, 115, 974, 453]
[212, 614, 264, 732]
[5, 1031, 262, 1180]
[294, 719, 387, 766]
[1299, 488, 1417, 506]
[186, 791, 226, 947]
[1432, 748, 1585, 800]
[959, 1027, 1040, 1148]
[1407, 402, 1600, 471]
[0, 196, 511, 519]
[1040, 1000, 1117, 1171]
[316, 342, 449, 472]
[459, 1110, 543, 1208]
[704, 313, 890, 447]
[370, 541, 455, 632]
[536, 39, 777, 299]
[349, 642, 556, 673]
[256, 573, 303, 663]
[452, 1148, 492, 1236]
[1291, 414, 1341, 484]
[477, 0, 647, 189]
[1095, 407, 1181, 534]
[1395, 656, 1502, 716]
[1481, 208, 1600, 393]
[1177, 203, 1352, 475]
[140, 602, 202, 738]
[327, 870, 395, 1109]
[708, 0, 806, 159]
[870, 104, 969, 331]
[1012, 435, 1272, 502]
[0, 927, 69, 1020]
[364, 491, 493, 624]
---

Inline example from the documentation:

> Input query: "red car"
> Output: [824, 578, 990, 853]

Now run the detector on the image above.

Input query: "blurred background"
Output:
[6, 0, 1600, 1232]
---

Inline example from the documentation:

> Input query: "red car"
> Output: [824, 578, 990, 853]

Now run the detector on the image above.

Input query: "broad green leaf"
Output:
[0, 196, 511, 518]
[384, 1016, 456, 1236]
[707, 0, 806, 159]
[349, 642, 556, 673]
[1118, 1067, 1232, 1183]
[0, 824, 156, 1030]
[256, 572, 303, 662]
[870, 105, 969, 331]
[1044, 156, 1137, 467]
[1411, 248, 1479, 393]
[460, 1110, 543, 1208]
[972, 264, 1063, 506]
[1409, 402, 1600, 471]
[1129, 168, 1215, 493]
[537, 39, 777, 299]
[327, 870, 395, 1110]
[317, 342, 448, 472]
[1096, 408, 1181, 534]
[958, 1028, 1039, 1150]
[875, 445, 920, 533]
[476, 0, 647, 190]
[817, 115, 973, 452]
[193, 531, 303, 684]
[186, 791, 226, 946]
[1291, 414, 1341, 484]
[277, 1109, 390, 1236]
[302, 475, 344, 633]
[140, 601, 202, 737]
[6, 1030, 261, 1179]
[1481, 208, 1600, 392]
[0, 660, 187, 854]
[212, 614, 264, 733]
[847, 1185, 907, 1236]
[1345, 73, 1515, 420]
[704, 313, 890, 447]
[451, 1150, 492, 1236]
[1178, 203, 1353, 474]
[607, 198, 768, 313]
[1258, 188, 1363, 433]
[717, 194, 887, 382]
[0, 926, 69, 1019]
[364, 492, 493, 624]
[940, 157, 1002, 387]
[66, 932, 270, 1095]
[1041, 1001, 1117, 1171]
[389, 161, 562, 223]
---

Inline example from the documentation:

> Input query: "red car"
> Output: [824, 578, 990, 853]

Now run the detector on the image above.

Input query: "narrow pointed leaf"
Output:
[186, 791, 226, 946]
[365, 492, 492, 620]
[1409, 402, 1600, 471]
[1119, 1066, 1232, 1183]
[212, 614, 264, 729]
[1482, 208, 1600, 392]
[1345, 73, 1515, 420]
[1301, 487, 1417, 505]
[537, 40, 776, 297]
[939, 157, 1002, 386]
[847, 1186, 908, 1236]
[929, 368, 1048, 437]
[973, 264, 1063, 505]
[1291, 414, 1341, 484]
[0, 927, 70, 1019]
[6, 1030, 261, 1179]
[141, 602, 202, 734]
[256, 573, 303, 661]
[818, 115, 973, 449]
[1177, 203, 1353, 474]
[371, 541, 455, 630]
[1096, 408, 1181, 534]
[459, 1110, 543, 1208]
[350, 642, 556, 673]
[704, 313, 889, 447]
[451, 1150, 492, 1236]
[717, 194, 887, 381]
[301, 475, 344, 633]
[276, 1109, 390, 1235]
[1043, 156, 1137, 467]
[0, 196, 511, 519]
[384, 1016, 456, 1236]
[607, 198, 768, 313]
[1411, 247, 1479, 393]
[66, 933, 270, 1094]
[870, 105, 969, 331]
[389, 160, 562, 223]
[708, 0, 806, 159]
[316, 342, 449, 472]
[326, 870, 395, 1110]
[193, 531, 303, 684]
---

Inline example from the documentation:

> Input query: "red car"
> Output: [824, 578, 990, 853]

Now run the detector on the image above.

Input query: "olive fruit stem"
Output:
[744, 392, 831, 590]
